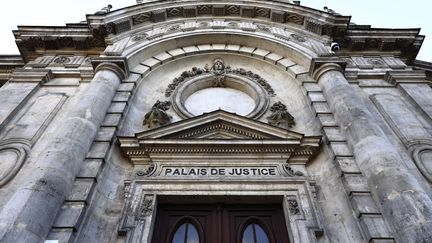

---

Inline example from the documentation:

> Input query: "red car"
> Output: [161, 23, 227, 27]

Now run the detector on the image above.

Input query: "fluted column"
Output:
[0, 60, 127, 242]
[312, 59, 432, 242]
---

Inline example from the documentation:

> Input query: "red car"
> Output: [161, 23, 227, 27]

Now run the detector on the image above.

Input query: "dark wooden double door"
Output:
[152, 203, 290, 243]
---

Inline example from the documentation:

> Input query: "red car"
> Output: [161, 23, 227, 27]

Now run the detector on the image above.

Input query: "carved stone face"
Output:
[213, 59, 225, 72]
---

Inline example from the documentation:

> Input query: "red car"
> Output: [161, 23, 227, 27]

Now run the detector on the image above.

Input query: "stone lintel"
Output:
[9, 68, 53, 83]
[310, 57, 347, 80]
[91, 57, 129, 80]
[384, 70, 427, 85]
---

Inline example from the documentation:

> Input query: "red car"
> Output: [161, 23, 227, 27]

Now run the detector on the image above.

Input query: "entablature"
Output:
[119, 110, 321, 165]
[87, 0, 349, 43]
[336, 26, 424, 64]
[0, 55, 24, 85]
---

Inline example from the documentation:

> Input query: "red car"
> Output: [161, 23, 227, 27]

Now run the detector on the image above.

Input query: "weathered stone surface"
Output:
[3, 93, 65, 143]
[0, 83, 39, 130]
[0, 68, 121, 242]
[47, 229, 75, 243]
[52, 202, 86, 229]
[0, 1, 430, 242]
[359, 214, 394, 239]
[399, 83, 432, 122]
[77, 159, 103, 178]
[102, 114, 122, 127]
[335, 157, 361, 174]
[315, 66, 432, 242]
[113, 92, 131, 102]
[107, 102, 127, 114]
[350, 192, 380, 215]
[66, 178, 95, 202]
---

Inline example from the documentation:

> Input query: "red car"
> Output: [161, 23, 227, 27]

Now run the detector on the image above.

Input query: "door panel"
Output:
[152, 203, 289, 243]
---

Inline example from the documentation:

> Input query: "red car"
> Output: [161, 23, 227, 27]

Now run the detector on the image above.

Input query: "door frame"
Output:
[118, 179, 324, 243]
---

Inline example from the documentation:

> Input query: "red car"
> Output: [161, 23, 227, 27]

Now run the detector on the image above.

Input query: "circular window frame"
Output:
[172, 73, 269, 119]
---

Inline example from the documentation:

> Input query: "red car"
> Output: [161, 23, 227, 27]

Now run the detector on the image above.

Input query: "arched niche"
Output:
[119, 51, 321, 137]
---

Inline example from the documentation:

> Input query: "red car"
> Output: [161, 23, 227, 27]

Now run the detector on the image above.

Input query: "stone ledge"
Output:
[9, 68, 53, 83]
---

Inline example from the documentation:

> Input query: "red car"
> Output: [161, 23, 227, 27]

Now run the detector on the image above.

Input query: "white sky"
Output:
[0, 0, 430, 62]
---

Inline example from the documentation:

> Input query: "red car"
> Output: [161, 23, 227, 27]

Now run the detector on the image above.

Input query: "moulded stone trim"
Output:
[171, 74, 270, 120]
[118, 179, 324, 243]
[412, 143, 432, 183]
[0, 141, 30, 187]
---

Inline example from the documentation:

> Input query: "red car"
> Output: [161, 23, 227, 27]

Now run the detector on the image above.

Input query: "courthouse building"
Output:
[1, 0, 432, 242]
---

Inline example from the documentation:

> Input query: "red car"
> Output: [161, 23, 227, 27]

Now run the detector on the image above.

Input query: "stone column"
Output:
[0, 60, 127, 242]
[311, 59, 432, 242]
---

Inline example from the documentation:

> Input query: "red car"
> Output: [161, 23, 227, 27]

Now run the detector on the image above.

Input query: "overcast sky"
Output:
[0, 0, 430, 61]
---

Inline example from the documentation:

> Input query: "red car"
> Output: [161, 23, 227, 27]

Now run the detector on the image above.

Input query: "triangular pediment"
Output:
[118, 110, 322, 165]
[134, 110, 303, 140]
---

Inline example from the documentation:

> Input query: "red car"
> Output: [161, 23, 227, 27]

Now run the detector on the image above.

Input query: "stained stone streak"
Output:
[184, 87, 255, 116]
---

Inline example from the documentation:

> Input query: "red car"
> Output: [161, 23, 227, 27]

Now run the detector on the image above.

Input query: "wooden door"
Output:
[151, 203, 290, 243]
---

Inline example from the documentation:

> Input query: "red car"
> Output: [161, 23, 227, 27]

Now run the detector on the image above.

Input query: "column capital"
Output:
[9, 68, 53, 83]
[310, 57, 346, 80]
[91, 57, 129, 80]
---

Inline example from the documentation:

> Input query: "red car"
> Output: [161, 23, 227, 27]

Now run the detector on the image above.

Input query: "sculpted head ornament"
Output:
[211, 58, 226, 87]
[212, 58, 226, 74]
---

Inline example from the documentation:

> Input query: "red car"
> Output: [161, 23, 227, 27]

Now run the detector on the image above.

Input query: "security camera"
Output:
[331, 42, 341, 52]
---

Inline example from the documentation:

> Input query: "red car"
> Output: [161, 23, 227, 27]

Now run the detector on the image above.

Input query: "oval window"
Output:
[242, 223, 270, 243]
[172, 222, 200, 243]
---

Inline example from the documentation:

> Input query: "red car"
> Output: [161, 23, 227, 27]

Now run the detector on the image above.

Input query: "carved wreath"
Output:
[164, 59, 276, 97]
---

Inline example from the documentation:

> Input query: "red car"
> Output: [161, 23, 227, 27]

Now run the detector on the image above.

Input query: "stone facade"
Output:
[0, 1, 431, 242]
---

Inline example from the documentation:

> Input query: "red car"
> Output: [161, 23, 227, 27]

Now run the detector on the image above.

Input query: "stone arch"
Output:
[119, 43, 321, 136]
[0, 140, 30, 188]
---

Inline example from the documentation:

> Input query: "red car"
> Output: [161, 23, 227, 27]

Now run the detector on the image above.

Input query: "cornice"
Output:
[7, 0, 425, 67]
[118, 110, 322, 165]
[0, 55, 25, 84]
[13, 25, 106, 62]
[9, 68, 54, 84]
[86, 0, 350, 41]
[384, 70, 428, 85]
[413, 60, 432, 81]
[335, 26, 424, 64]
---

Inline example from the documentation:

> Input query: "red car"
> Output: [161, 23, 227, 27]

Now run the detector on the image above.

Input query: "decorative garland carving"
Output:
[267, 102, 295, 128]
[53, 56, 71, 64]
[165, 59, 275, 97]
[132, 33, 148, 42]
[138, 195, 154, 219]
[287, 198, 300, 215]
[136, 163, 156, 177]
[143, 100, 172, 129]
[290, 33, 306, 42]
[165, 67, 207, 97]
[284, 164, 304, 177]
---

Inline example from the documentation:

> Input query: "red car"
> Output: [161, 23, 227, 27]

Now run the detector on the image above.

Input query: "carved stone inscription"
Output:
[162, 166, 279, 177]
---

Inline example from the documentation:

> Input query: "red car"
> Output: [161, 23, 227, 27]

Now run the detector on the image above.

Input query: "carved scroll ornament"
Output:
[267, 102, 295, 128]
[143, 100, 172, 129]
